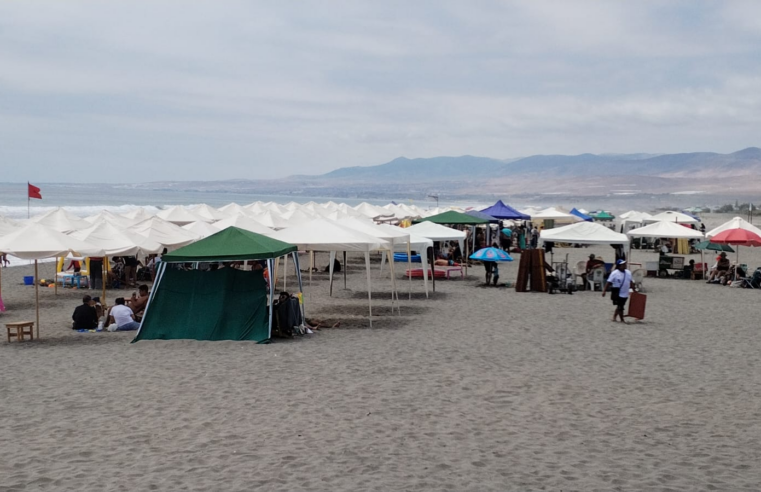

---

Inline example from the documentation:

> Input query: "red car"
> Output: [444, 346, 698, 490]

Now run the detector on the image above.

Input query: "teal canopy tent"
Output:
[133, 227, 298, 343]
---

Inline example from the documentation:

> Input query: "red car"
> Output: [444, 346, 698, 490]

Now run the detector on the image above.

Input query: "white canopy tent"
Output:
[249, 210, 290, 229]
[182, 221, 222, 238]
[540, 221, 630, 245]
[0, 215, 20, 236]
[71, 220, 164, 304]
[121, 208, 154, 223]
[156, 206, 210, 225]
[530, 207, 581, 222]
[268, 219, 390, 327]
[377, 224, 433, 298]
[213, 215, 273, 235]
[191, 203, 230, 222]
[0, 223, 104, 338]
[85, 210, 138, 227]
[129, 217, 200, 251]
[405, 222, 467, 290]
[627, 221, 704, 239]
[31, 207, 91, 233]
[219, 203, 249, 216]
[644, 211, 699, 224]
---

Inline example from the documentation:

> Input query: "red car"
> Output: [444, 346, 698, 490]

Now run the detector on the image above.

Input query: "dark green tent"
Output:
[134, 227, 299, 343]
[415, 210, 490, 225]
[590, 211, 615, 221]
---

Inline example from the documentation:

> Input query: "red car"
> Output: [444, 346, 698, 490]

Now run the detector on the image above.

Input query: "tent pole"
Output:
[329, 251, 336, 296]
[273, 256, 279, 289]
[54, 256, 58, 296]
[387, 250, 399, 315]
[343, 251, 347, 289]
[407, 238, 412, 300]
[102, 256, 107, 306]
[283, 253, 287, 291]
[365, 251, 372, 327]
[267, 258, 274, 340]
[135, 261, 166, 339]
[35, 259, 40, 340]
[430, 246, 436, 293]
[293, 252, 305, 322]
[309, 251, 313, 299]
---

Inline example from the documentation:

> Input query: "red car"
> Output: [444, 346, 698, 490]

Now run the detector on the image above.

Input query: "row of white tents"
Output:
[0, 203, 475, 333]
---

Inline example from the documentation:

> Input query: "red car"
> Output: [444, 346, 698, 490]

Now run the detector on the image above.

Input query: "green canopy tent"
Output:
[590, 211, 615, 221]
[414, 210, 491, 276]
[133, 227, 298, 343]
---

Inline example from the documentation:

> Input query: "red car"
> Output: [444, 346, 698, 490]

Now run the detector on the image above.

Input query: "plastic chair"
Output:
[631, 269, 645, 292]
[587, 268, 605, 292]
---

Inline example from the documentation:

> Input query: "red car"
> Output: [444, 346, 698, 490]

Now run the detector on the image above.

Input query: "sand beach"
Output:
[2, 215, 761, 491]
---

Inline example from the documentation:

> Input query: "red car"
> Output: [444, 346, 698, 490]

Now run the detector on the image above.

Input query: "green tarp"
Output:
[133, 267, 270, 342]
[591, 211, 615, 220]
[415, 210, 490, 225]
[164, 226, 296, 262]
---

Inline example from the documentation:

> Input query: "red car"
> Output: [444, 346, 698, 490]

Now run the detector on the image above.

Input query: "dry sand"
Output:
[2, 219, 761, 491]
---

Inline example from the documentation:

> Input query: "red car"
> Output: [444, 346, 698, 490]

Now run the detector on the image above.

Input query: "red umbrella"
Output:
[711, 228, 761, 247]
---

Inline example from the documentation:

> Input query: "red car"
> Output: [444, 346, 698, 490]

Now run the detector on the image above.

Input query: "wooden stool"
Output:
[6, 321, 35, 342]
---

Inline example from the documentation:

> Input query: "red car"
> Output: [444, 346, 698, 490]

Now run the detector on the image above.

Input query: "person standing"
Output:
[602, 260, 635, 323]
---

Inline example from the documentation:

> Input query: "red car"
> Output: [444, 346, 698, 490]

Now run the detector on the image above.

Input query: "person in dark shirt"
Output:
[72, 295, 98, 330]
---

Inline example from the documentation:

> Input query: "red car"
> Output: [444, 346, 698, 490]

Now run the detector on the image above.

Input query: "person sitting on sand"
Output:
[130, 284, 150, 319]
[108, 297, 141, 331]
[72, 295, 98, 330]
[707, 252, 731, 282]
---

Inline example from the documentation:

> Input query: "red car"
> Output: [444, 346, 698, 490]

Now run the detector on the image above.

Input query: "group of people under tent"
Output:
[71, 284, 150, 332]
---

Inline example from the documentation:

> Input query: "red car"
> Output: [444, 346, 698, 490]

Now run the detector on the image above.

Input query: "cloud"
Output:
[0, 1, 759, 182]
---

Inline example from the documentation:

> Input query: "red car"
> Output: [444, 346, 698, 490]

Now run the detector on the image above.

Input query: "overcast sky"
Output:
[1, 1, 760, 182]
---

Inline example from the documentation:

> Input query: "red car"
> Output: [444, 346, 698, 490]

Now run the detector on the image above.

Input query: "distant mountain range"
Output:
[130, 147, 761, 200]
[318, 147, 761, 181]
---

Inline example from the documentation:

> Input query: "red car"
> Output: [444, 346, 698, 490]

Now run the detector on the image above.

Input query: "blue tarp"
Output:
[480, 200, 530, 220]
[570, 208, 593, 222]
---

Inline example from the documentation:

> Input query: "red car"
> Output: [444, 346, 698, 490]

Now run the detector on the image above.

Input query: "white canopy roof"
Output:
[334, 217, 408, 246]
[354, 202, 392, 219]
[268, 218, 388, 252]
[121, 208, 154, 222]
[706, 216, 761, 239]
[0, 215, 20, 236]
[129, 217, 200, 250]
[248, 210, 290, 229]
[627, 220, 704, 239]
[213, 215, 273, 235]
[377, 224, 433, 251]
[85, 210, 138, 227]
[0, 222, 103, 259]
[71, 221, 163, 257]
[540, 221, 630, 245]
[645, 211, 699, 224]
[156, 205, 209, 225]
[280, 208, 316, 227]
[30, 207, 91, 233]
[406, 221, 467, 242]
[530, 207, 580, 221]
[191, 204, 230, 222]
[182, 221, 222, 238]
[219, 203, 248, 216]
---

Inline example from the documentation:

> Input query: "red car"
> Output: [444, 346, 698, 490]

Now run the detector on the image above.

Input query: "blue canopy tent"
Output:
[570, 208, 593, 222]
[480, 200, 530, 220]
[465, 210, 499, 223]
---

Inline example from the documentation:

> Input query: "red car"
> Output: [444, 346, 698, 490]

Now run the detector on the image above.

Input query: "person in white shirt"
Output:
[107, 297, 141, 331]
[602, 259, 635, 323]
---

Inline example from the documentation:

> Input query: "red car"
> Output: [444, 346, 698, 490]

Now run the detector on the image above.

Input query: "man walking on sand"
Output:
[602, 259, 635, 323]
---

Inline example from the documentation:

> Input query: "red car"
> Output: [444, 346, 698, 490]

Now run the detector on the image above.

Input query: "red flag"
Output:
[28, 182, 42, 200]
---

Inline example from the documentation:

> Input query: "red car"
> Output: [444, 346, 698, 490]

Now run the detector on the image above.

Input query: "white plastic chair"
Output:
[631, 269, 645, 292]
[573, 260, 587, 289]
[588, 267, 605, 292]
